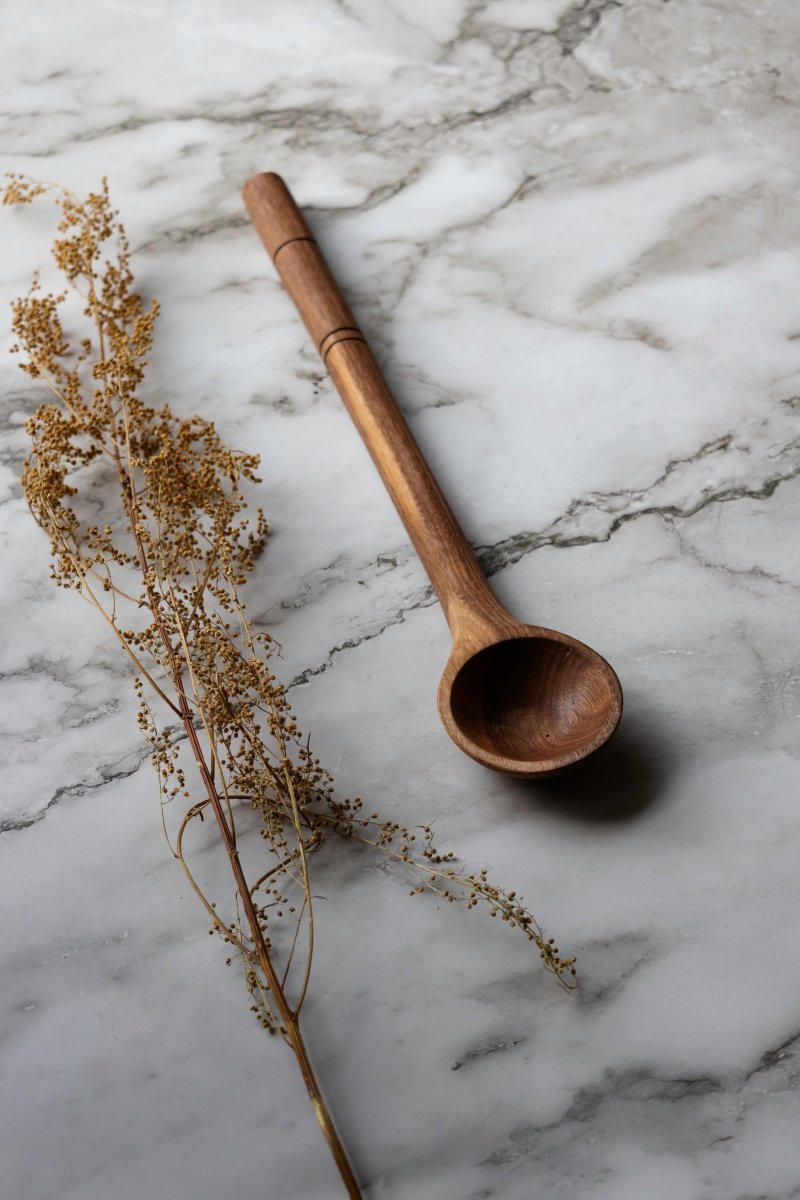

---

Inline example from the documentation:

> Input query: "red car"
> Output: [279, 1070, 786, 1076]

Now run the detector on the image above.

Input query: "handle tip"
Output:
[242, 170, 285, 201]
[242, 172, 314, 260]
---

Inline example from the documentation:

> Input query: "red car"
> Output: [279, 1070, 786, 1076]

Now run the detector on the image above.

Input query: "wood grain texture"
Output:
[243, 171, 622, 776]
[243, 173, 362, 354]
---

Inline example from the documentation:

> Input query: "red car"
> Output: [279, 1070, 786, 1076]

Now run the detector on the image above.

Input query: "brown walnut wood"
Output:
[243, 171, 622, 777]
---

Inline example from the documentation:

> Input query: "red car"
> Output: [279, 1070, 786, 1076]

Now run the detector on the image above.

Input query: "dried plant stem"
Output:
[7, 176, 576, 1199]
[32, 320, 362, 1187]
[188, 720, 361, 1196]
[111, 421, 363, 1195]
[177, 665, 359, 1193]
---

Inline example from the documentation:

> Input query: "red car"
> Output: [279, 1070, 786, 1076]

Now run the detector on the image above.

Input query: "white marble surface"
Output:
[2, 1, 800, 1196]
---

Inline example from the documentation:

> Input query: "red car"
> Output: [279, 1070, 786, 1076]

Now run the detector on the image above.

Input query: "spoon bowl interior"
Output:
[439, 630, 622, 778]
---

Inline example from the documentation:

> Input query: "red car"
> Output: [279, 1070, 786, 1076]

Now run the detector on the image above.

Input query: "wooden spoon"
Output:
[243, 173, 622, 777]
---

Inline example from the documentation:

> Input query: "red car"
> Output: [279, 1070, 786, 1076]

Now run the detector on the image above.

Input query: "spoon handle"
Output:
[243, 172, 507, 639]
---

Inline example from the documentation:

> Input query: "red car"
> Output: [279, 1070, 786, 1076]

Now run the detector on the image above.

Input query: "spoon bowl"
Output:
[439, 627, 623, 777]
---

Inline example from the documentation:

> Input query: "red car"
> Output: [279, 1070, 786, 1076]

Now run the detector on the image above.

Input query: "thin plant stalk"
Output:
[5, 175, 576, 1199]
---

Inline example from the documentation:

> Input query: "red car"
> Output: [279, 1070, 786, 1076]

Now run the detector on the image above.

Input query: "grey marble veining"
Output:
[2, 1, 800, 1197]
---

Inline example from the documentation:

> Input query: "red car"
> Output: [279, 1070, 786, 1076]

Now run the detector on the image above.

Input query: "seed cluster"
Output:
[6, 176, 576, 1041]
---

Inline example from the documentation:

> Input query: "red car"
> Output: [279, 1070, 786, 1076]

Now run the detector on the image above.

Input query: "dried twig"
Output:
[6, 177, 576, 1197]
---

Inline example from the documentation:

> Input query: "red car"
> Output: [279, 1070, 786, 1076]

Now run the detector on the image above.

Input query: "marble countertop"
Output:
[2, 2, 799, 1197]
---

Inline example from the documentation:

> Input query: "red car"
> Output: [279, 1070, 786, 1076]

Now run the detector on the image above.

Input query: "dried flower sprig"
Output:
[6, 176, 575, 1197]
